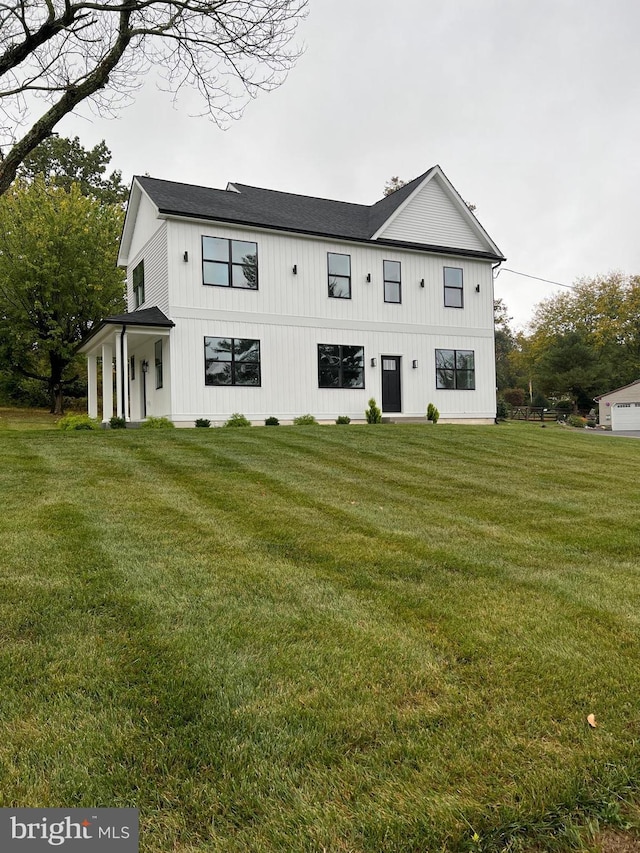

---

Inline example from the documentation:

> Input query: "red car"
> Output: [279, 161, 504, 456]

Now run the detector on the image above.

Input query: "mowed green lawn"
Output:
[0, 421, 639, 852]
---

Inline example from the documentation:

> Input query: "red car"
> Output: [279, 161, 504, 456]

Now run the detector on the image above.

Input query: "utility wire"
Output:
[495, 268, 575, 290]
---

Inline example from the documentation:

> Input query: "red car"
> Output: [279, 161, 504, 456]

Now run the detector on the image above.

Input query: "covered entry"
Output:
[79, 307, 174, 423]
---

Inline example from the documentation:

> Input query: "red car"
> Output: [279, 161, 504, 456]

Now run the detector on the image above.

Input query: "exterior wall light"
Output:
[420, 279, 425, 288]
[412, 360, 418, 369]
[292, 264, 298, 274]
[475, 284, 480, 292]
[370, 357, 377, 367]
[141, 360, 149, 373]
[366, 273, 371, 282]
[183, 251, 189, 262]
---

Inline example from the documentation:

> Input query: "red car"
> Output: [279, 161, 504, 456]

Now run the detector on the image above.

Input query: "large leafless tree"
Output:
[0, 0, 307, 195]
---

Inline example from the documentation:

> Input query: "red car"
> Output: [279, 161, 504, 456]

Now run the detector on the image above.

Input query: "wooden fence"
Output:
[510, 407, 566, 422]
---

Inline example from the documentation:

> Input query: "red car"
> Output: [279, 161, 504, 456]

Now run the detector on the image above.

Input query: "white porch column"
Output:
[101, 342, 113, 422]
[122, 330, 130, 421]
[87, 355, 98, 419]
[115, 330, 123, 419]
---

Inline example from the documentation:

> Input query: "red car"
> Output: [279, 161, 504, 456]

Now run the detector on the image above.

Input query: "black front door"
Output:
[382, 356, 401, 412]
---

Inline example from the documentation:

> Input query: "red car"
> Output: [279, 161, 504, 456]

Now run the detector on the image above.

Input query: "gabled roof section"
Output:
[118, 178, 160, 266]
[367, 169, 437, 235]
[371, 166, 503, 257]
[129, 168, 505, 261]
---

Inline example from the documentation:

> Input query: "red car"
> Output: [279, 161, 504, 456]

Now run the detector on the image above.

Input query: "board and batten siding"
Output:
[158, 217, 497, 424]
[168, 315, 496, 424]
[127, 222, 169, 314]
[376, 175, 489, 253]
[166, 220, 494, 331]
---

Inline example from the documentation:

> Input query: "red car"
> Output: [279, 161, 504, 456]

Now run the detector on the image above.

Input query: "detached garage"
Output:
[595, 380, 640, 431]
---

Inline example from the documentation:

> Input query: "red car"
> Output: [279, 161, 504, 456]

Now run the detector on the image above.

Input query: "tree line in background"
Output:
[495, 272, 640, 414]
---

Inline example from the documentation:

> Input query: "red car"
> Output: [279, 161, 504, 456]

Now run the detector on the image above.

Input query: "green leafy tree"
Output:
[532, 331, 611, 411]
[494, 298, 518, 391]
[18, 135, 128, 205]
[0, 178, 125, 413]
[529, 272, 640, 389]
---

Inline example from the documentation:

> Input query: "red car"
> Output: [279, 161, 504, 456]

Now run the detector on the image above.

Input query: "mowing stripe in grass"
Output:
[0, 425, 639, 852]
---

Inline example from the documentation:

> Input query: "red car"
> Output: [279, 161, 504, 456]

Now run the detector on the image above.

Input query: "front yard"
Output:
[0, 421, 638, 851]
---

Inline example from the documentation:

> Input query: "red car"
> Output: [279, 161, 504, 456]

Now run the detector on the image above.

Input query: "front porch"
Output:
[79, 307, 174, 423]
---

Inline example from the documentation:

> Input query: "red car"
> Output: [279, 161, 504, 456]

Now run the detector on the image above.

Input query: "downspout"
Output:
[120, 324, 126, 420]
[491, 262, 503, 424]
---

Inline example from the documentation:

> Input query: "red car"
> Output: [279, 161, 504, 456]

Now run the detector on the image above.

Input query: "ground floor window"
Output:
[318, 344, 365, 388]
[435, 349, 475, 389]
[204, 337, 261, 386]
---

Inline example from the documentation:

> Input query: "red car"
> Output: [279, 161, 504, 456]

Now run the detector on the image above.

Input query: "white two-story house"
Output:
[80, 165, 505, 425]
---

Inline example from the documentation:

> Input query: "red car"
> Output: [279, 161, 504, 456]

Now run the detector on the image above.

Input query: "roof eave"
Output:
[78, 310, 175, 354]
[155, 208, 505, 261]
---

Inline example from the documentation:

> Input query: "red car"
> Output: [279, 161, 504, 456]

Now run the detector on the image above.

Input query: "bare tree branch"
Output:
[0, 0, 307, 193]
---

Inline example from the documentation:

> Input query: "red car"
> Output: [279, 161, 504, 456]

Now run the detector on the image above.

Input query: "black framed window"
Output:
[327, 253, 351, 299]
[444, 266, 463, 308]
[202, 237, 258, 289]
[133, 260, 145, 308]
[318, 344, 365, 388]
[204, 337, 261, 386]
[383, 260, 401, 303]
[435, 349, 475, 389]
[155, 339, 163, 389]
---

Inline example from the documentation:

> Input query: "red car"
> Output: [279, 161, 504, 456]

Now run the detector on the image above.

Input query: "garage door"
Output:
[611, 402, 640, 430]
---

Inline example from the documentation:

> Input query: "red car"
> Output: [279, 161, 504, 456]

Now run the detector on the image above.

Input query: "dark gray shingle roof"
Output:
[134, 169, 504, 260]
[136, 170, 434, 243]
[102, 307, 174, 327]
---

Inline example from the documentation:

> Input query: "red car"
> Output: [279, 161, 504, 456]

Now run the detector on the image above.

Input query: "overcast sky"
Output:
[58, 0, 640, 330]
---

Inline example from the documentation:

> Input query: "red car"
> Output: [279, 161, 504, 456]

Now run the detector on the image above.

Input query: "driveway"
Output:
[591, 430, 640, 439]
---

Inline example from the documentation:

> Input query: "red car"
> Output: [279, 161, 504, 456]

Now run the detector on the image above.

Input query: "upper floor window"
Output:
[435, 349, 475, 390]
[202, 237, 258, 289]
[204, 337, 261, 386]
[328, 253, 351, 299]
[318, 344, 365, 388]
[383, 260, 401, 303]
[133, 260, 145, 308]
[155, 339, 163, 389]
[444, 266, 463, 308]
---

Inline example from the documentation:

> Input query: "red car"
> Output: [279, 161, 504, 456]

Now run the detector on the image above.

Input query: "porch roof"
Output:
[79, 307, 174, 354]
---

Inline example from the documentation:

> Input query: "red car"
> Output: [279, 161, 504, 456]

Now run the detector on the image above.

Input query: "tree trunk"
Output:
[49, 352, 67, 415]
